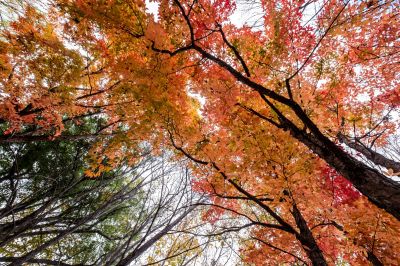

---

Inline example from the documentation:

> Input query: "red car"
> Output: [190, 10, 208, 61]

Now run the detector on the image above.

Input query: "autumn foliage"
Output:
[1, 0, 400, 265]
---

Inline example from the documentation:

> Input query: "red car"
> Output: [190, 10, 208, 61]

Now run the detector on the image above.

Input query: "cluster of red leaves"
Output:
[192, 179, 219, 223]
[192, 177, 240, 224]
[378, 88, 400, 107]
[202, 202, 225, 224]
[321, 166, 361, 206]
[212, 0, 235, 13]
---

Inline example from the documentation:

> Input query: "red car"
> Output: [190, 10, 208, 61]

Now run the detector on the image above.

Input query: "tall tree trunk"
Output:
[367, 251, 384, 266]
[190, 44, 400, 221]
[292, 204, 327, 266]
[285, 120, 400, 221]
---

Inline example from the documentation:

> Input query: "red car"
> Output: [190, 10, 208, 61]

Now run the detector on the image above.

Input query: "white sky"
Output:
[145, 0, 160, 21]
[145, 0, 250, 26]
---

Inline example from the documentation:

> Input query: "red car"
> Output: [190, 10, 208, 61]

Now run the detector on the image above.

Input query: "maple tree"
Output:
[178, 121, 400, 265]
[1, 0, 400, 264]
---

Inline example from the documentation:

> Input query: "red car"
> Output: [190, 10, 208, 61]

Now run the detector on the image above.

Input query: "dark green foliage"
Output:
[0, 119, 146, 265]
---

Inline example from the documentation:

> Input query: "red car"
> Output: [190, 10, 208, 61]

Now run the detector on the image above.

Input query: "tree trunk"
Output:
[292, 204, 327, 266]
[286, 123, 400, 221]
[367, 251, 383, 266]
[192, 44, 400, 221]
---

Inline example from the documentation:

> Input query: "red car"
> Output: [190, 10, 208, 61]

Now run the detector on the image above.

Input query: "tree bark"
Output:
[285, 122, 400, 221]
[184, 41, 400, 221]
[367, 251, 384, 266]
[292, 204, 327, 266]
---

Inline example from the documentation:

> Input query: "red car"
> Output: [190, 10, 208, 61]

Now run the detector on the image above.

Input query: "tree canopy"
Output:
[0, 0, 400, 265]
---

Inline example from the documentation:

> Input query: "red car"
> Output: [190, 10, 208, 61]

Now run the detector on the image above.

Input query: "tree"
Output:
[129, 0, 400, 220]
[171, 126, 400, 265]
[1, 0, 400, 264]
[0, 118, 200, 265]
[5, 0, 396, 219]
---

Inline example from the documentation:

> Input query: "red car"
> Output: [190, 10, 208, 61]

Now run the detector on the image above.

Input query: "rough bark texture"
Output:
[287, 123, 400, 221]
[292, 204, 328, 266]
